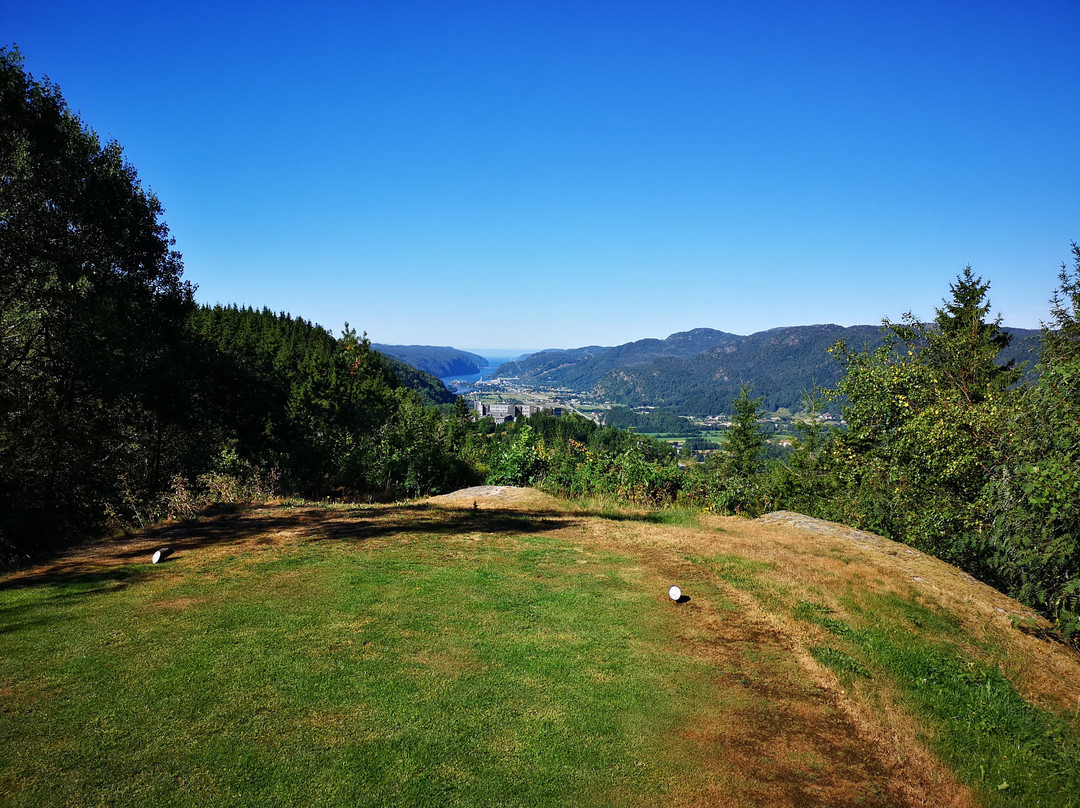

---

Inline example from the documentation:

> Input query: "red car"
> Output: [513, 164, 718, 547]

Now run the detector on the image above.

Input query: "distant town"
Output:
[472, 401, 563, 422]
[453, 372, 845, 462]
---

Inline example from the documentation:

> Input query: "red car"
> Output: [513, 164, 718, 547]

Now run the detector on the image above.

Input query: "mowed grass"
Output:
[7, 498, 1080, 808]
[0, 518, 716, 807]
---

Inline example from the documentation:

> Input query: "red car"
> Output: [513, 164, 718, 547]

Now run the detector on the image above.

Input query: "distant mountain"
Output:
[496, 325, 1043, 414]
[492, 345, 613, 384]
[373, 345, 488, 378]
[492, 328, 742, 389]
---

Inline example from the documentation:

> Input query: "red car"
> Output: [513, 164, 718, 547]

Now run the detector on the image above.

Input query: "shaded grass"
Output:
[0, 530, 717, 807]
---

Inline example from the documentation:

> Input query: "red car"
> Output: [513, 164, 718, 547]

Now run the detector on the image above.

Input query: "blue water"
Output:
[440, 354, 524, 393]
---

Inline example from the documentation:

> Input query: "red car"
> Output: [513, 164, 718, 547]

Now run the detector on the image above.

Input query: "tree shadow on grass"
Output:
[0, 502, 575, 589]
[0, 566, 147, 635]
[305, 503, 571, 544]
[0, 561, 147, 594]
[0, 496, 698, 594]
[0, 505, 330, 590]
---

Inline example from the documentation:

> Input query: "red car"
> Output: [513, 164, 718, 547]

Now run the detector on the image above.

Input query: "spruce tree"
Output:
[890, 266, 1019, 404]
[725, 384, 765, 476]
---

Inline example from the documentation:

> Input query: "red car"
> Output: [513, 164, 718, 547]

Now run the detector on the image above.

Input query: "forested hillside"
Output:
[596, 324, 883, 412]
[489, 344, 613, 381]
[497, 324, 1042, 413]
[377, 353, 458, 405]
[372, 344, 487, 378]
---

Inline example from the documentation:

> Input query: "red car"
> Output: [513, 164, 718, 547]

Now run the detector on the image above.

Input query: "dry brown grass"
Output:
[11, 486, 1078, 807]
[541, 516, 973, 807]
[425, 488, 1080, 806]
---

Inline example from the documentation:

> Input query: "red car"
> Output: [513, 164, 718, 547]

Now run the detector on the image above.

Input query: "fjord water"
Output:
[440, 354, 525, 393]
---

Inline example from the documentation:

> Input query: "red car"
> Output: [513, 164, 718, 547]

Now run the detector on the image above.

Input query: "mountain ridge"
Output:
[493, 323, 1043, 414]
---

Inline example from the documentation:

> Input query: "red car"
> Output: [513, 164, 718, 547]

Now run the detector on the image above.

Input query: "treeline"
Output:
[603, 406, 695, 435]
[472, 412, 681, 505]
[1, 292, 483, 557]
[184, 306, 474, 498]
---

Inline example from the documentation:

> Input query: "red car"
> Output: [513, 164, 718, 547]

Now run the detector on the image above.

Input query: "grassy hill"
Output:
[2, 489, 1078, 807]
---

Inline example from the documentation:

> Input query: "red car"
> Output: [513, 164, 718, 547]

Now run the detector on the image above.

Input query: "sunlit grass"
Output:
[0, 530, 717, 807]
[792, 594, 1080, 807]
[7, 499, 1080, 807]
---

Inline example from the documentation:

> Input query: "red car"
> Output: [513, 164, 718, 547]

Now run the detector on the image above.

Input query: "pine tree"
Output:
[1042, 242, 1080, 364]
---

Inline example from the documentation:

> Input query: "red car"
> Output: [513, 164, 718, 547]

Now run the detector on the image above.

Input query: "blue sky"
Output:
[5, 0, 1078, 352]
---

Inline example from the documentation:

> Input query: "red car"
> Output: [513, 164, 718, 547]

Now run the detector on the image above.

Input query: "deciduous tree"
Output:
[1, 47, 194, 555]
[819, 268, 1018, 560]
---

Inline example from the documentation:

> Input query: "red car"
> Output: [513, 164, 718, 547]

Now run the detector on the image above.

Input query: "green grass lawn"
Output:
[0, 523, 716, 807]
[6, 501, 1080, 808]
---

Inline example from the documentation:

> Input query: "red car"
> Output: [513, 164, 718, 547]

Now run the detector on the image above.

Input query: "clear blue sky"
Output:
[6, 0, 1078, 352]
